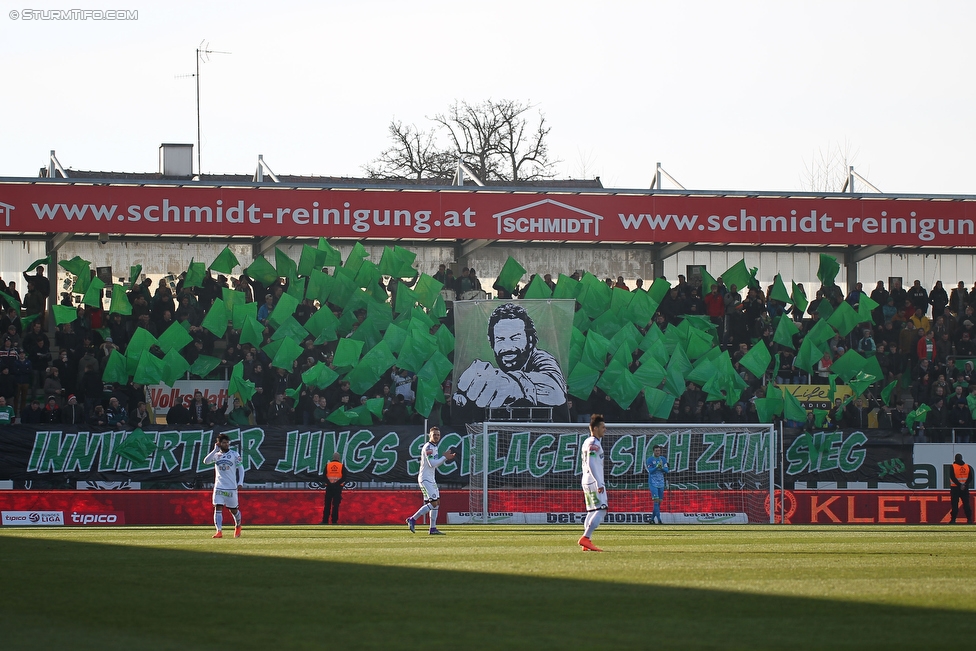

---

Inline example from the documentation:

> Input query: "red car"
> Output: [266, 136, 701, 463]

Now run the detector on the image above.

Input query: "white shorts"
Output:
[213, 488, 239, 509]
[419, 480, 439, 503]
[582, 481, 607, 511]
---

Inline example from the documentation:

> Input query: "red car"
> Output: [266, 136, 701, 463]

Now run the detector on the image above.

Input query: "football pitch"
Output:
[1, 525, 973, 650]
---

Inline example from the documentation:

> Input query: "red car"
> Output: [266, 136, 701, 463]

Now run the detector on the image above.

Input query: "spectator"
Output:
[0, 395, 13, 424]
[61, 394, 85, 425]
[267, 392, 293, 425]
[106, 396, 128, 428]
[88, 404, 109, 428]
[129, 401, 152, 428]
[21, 398, 45, 424]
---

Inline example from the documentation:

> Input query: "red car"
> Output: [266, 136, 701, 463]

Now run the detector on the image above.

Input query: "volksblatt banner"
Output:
[0, 425, 913, 486]
[1, 182, 974, 246]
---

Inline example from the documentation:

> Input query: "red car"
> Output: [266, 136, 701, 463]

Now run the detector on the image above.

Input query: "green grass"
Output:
[1, 525, 973, 650]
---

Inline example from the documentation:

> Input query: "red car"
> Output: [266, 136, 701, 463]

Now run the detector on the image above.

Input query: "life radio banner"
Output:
[3, 181, 976, 246]
[2, 510, 64, 526]
[66, 511, 126, 526]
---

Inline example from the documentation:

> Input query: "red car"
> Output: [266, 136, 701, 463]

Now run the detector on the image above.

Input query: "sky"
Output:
[1, 0, 973, 195]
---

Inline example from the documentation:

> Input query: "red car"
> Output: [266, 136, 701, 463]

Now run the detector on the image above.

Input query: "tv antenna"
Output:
[176, 41, 231, 176]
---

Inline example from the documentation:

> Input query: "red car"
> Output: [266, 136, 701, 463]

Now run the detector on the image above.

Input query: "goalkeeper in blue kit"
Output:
[645, 444, 669, 524]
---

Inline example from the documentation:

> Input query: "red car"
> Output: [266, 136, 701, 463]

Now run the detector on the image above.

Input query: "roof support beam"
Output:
[48, 232, 73, 253]
[253, 236, 281, 258]
[845, 245, 889, 290]
[460, 239, 493, 258]
[650, 241, 690, 279]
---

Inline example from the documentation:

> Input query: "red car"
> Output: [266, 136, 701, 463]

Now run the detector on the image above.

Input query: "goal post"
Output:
[460, 421, 776, 525]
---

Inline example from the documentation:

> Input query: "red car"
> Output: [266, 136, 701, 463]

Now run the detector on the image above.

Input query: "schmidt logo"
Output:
[0, 201, 13, 227]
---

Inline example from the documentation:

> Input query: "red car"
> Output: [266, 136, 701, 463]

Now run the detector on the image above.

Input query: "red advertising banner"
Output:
[0, 490, 969, 525]
[2, 182, 975, 246]
[785, 490, 972, 524]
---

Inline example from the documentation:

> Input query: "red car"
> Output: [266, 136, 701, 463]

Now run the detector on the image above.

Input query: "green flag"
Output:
[553, 274, 582, 300]
[345, 341, 397, 394]
[59, 255, 90, 277]
[738, 341, 772, 379]
[770, 274, 791, 303]
[184, 260, 206, 288]
[791, 282, 809, 313]
[116, 429, 157, 464]
[0, 290, 21, 312]
[109, 285, 132, 315]
[240, 315, 266, 348]
[317, 238, 342, 266]
[332, 338, 365, 370]
[232, 301, 257, 331]
[53, 304, 77, 325]
[721, 260, 751, 293]
[25, 256, 49, 273]
[157, 321, 194, 355]
[128, 264, 143, 286]
[102, 350, 129, 384]
[81, 277, 106, 308]
[772, 316, 799, 350]
[830, 349, 867, 383]
[783, 389, 808, 422]
[304, 307, 339, 343]
[644, 387, 676, 420]
[161, 349, 190, 387]
[827, 301, 861, 337]
[270, 316, 310, 343]
[496, 256, 527, 292]
[754, 397, 784, 423]
[268, 293, 300, 330]
[208, 247, 240, 274]
[270, 338, 304, 370]
[566, 362, 601, 399]
[133, 350, 165, 386]
[646, 277, 671, 304]
[302, 362, 340, 390]
[817, 254, 840, 286]
[413, 274, 444, 309]
[523, 274, 552, 299]
[880, 380, 898, 406]
[275, 247, 298, 281]
[246, 256, 279, 286]
[189, 355, 222, 378]
[200, 298, 229, 337]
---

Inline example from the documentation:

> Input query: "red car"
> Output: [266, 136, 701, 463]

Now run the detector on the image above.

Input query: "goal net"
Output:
[458, 422, 776, 525]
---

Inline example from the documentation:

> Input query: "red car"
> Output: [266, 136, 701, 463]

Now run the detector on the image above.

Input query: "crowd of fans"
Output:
[1, 261, 975, 440]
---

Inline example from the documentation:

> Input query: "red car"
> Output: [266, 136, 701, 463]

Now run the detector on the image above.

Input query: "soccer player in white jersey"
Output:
[406, 427, 456, 535]
[579, 414, 607, 552]
[203, 433, 244, 538]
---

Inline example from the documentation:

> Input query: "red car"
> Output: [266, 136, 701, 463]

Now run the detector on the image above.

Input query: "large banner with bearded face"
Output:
[451, 300, 575, 424]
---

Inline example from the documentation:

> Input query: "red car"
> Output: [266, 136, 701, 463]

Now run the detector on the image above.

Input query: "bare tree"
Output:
[801, 140, 860, 192]
[364, 121, 455, 181]
[365, 100, 558, 182]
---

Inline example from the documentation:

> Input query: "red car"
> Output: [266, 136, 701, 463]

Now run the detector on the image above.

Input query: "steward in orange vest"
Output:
[949, 453, 973, 524]
[322, 453, 346, 525]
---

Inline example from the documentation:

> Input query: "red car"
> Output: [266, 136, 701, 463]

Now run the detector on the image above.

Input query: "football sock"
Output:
[232, 509, 242, 527]
[214, 509, 223, 531]
[583, 510, 605, 539]
[429, 508, 438, 529]
[652, 501, 661, 520]
[411, 504, 432, 520]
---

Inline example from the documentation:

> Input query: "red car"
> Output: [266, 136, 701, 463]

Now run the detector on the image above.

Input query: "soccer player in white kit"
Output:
[579, 414, 607, 552]
[203, 433, 245, 538]
[406, 427, 456, 535]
